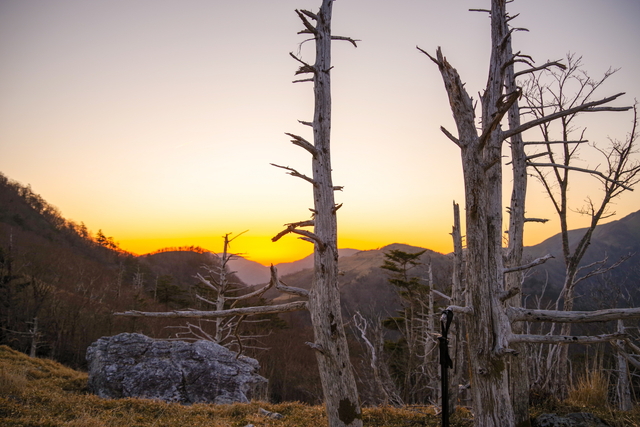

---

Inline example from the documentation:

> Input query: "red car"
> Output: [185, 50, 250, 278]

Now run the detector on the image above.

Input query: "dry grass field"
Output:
[1, 345, 638, 427]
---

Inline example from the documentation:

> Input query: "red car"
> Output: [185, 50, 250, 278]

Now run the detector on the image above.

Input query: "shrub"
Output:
[0, 366, 27, 397]
[567, 369, 609, 408]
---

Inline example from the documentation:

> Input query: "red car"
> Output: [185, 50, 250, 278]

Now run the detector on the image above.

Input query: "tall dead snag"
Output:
[116, 3, 360, 426]
[420, 1, 516, 423]
[502, 15, 561, 426]
[502, 19, 531, 426]
[351, 311, 403, 406]
[447, 201, 465, 413]
[615, 320, 632, 411]
[419, 1, 637, 425]
[271, 1, 362, 426]
[117, 232, 295, 354]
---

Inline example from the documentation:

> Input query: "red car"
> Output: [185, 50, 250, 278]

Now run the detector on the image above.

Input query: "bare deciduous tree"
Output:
[523, 59, 640, 396]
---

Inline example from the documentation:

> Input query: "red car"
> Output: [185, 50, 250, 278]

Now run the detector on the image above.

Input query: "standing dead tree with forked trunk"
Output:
[419, 1, 639, 425]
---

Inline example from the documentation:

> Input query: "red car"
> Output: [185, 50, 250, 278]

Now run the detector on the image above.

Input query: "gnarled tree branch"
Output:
[510, 332, 626, 344]
[115, 301, 308, 319]
[508, 306, 640, 323]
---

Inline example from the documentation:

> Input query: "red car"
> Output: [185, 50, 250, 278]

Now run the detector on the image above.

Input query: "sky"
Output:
[1, 0, 639, 265]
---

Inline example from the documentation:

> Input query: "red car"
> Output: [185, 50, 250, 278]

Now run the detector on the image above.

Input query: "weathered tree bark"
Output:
[616, 320, 632, 411]
[447, 201, 465, 413]
[275, 2, 362, 425]
[420, 2, 516, 425]
[503, 14, 532, 426]
[419, 2, 636, 425]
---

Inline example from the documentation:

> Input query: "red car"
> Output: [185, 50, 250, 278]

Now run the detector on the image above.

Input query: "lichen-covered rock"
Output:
[86, 333, 267, 404]
[533, 412, 610, 427]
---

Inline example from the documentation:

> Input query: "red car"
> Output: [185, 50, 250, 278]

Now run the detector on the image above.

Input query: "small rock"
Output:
[259, 407, 284, 419]
[533, 412, 610, 427]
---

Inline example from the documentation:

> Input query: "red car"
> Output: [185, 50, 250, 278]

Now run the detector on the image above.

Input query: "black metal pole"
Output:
[439, 309, 453, 427]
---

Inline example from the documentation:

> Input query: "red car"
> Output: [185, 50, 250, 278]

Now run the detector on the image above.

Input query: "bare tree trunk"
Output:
[420, 1, 519, 424]
[352, 312, 403, 406]
[467, 2, 514, 424]
[420, 1, 637, 424]
[554, 279, 575, 397]
[504, 17, 532, 427]
[616, 320, 632, 411]
[116, 3, 360, 424]
[214, 235, 229, 343]
[462, 141, 515, 426]
[425, 261, 439, 404]
[288, 2, 362, 425]
[29, 316, 38, 358]
[448, 202, 465, 413]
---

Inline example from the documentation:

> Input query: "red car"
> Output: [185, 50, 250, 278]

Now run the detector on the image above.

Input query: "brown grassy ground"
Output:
[0, 345, 638, 426]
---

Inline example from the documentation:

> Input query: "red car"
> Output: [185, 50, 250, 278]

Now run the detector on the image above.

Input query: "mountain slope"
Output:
[269, 243, 453, 318]
[524, 209, 640, 306]
[227, 248, 361, 286]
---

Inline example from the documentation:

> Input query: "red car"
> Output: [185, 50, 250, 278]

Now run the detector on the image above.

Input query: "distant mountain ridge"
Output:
[227, 210, 640, 314]
[227, 248, 361, 286]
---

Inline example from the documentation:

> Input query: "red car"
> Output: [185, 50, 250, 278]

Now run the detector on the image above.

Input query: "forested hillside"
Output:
[0, 172, 242, 368]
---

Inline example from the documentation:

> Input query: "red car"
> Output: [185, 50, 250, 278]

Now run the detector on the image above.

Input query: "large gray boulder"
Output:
[86, 333, 267, 404]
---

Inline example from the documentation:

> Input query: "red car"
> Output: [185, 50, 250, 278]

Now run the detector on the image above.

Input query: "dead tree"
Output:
[521, 56, 640, 397]
[164, 232, 271, 354]
[447, 201, 466, 413]
[270, 2, 361, 425]
[419, 1, 638, 425]
[118, 2, 361, 426]
[351, 311, 403, 406]
[501, 13, 558, 425]
[615, 320, 633, 411]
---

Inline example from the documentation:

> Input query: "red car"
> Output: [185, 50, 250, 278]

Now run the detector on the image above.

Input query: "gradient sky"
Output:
[1, 0, 639, 265]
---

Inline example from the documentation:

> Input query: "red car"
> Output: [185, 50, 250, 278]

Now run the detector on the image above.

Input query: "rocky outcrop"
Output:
[86, 333, 267, 404]
[533, 412, 610, 427]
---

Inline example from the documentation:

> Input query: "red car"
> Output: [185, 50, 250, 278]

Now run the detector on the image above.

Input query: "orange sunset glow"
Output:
[1, 0, 639, 265]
